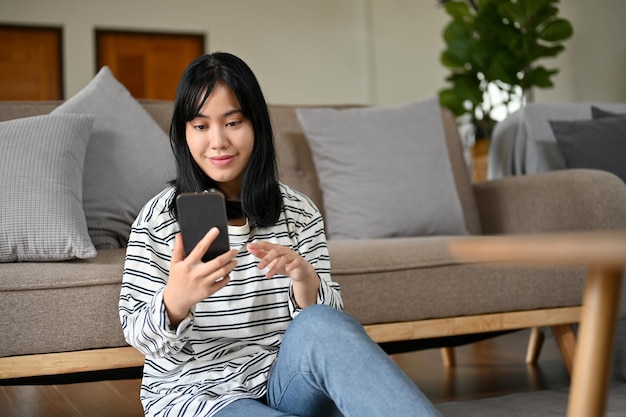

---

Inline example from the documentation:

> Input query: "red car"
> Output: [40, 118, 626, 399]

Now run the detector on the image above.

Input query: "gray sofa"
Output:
[1, 99, 626, 381]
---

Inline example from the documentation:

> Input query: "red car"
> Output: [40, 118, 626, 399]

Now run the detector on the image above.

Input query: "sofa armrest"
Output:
[474, 169, 626, 235]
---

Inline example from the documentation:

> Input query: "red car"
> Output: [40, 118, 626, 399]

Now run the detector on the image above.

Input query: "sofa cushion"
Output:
[0, 249, 127, 356]
[269, 105, 482, 236]
[51, 67, 175, 249]
[550, 116, 626, 184]
[296, 97, 467, 240]
[0, 113, 96, 262]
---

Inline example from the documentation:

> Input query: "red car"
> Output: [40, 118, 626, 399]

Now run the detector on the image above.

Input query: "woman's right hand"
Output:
[163, 227, 238, 328]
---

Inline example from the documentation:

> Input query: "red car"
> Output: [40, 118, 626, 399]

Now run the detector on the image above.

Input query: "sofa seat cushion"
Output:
[0, 249, 127, 357]
[329, 236, 626, 326]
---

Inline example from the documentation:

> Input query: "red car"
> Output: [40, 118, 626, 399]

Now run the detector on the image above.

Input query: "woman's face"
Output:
[186, 83, 254, 200]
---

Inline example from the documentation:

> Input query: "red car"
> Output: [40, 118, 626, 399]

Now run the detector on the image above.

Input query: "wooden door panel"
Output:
[0, 25, 63, 100]
[96, 31, 204, 100]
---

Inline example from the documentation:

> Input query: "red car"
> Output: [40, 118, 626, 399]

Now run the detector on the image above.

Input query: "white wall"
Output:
[531, 0, 626, 104]
[368, 0, 449, 105]
[1, 0, 624, 106]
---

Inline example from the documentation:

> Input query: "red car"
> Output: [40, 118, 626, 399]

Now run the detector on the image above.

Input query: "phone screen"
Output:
[176, 191, 230, 262]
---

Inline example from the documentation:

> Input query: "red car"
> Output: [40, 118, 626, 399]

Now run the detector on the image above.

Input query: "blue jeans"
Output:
[214, 305, 441, 417]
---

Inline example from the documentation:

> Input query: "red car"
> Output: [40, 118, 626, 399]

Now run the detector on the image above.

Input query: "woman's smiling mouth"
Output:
[208, 155, 236, 166]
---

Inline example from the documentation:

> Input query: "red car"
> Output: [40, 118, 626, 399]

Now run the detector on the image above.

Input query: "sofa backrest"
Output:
[0, 101, 61, 121]
[0, 99, 175, 132]
[0, 100, 482, 235]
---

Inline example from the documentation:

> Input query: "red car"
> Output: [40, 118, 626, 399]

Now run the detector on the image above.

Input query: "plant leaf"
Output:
[438, 88, 467, 116]
[523, 66, 559, 88]
[444, 0, 474, 21]
[531, 44, 565, 60]
[538, 18, 573, 41]
[443, 20, 472, 44]
[490, 51, 518, 85]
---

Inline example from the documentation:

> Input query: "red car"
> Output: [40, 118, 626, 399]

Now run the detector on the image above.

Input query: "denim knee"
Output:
[286, 305, 366, 345]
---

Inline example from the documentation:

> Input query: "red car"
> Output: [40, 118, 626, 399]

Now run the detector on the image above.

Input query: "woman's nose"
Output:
[209, 127, 229, 149]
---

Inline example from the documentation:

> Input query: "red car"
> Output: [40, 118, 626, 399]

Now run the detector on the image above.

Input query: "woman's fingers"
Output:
[188, 227, 220, 262]
[247, 242, 301, 278]
[257, 248, 279, 270]
[249, 244, 280, 270]
[200, 249, 239, 282]
[264, 255, 290, 278]
[210, 274, 231, 289]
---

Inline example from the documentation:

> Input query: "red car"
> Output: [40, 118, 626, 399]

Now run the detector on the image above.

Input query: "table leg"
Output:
[566, 266, 623, 417]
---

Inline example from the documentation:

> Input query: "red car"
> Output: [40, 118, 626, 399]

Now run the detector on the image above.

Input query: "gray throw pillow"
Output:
[0, 114, 96, 262]
[591, 106, 625, 119]
[296, 97, 467, 240]
[52, 67, 175, 249]
[550, 117, 626, 184]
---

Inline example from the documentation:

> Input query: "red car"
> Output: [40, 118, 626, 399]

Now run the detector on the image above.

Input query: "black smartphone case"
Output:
[176, 191, 230, 262]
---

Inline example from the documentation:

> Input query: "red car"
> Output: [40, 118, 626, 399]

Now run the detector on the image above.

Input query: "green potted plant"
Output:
[438, 0, 573, 143]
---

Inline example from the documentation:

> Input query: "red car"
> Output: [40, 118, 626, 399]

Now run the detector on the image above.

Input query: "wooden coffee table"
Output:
[449, 231, 626, 417]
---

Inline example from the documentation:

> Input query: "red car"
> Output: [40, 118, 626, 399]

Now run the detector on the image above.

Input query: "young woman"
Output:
[119, 52, 441, 417]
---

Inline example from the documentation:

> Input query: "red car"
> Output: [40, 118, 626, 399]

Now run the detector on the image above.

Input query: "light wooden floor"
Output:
[0, 328, 570, 416]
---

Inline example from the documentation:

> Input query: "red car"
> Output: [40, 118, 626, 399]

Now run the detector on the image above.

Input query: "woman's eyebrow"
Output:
[224, 109, 243, 117]
[195, 109, 243, 119]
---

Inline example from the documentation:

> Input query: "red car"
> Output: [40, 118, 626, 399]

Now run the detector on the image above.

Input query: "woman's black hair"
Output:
[168, 52, 282, 227]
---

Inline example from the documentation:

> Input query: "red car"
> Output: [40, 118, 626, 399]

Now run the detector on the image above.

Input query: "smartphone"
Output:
[176, 190, 230, 262]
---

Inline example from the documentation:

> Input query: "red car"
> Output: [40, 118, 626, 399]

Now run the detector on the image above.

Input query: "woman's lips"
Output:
[209, 155, 235, 166]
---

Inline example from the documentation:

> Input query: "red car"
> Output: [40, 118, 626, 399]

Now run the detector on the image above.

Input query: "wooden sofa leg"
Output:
[550, 324, 576, 375]
[440, 347, 456, 367]
[525, 327, 545, 365]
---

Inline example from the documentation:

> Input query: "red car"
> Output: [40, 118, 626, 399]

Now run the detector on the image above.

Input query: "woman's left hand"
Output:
[246, 241, 316, 282]
[248, 241, 320, 309]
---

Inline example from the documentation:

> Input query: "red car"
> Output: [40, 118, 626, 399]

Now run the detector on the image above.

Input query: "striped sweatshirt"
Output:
[119, 183, 343, 417]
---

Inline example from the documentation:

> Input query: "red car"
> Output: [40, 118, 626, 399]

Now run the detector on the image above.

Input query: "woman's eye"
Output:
[226, 120, 241, 127]
[193, 124, 207, 130]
